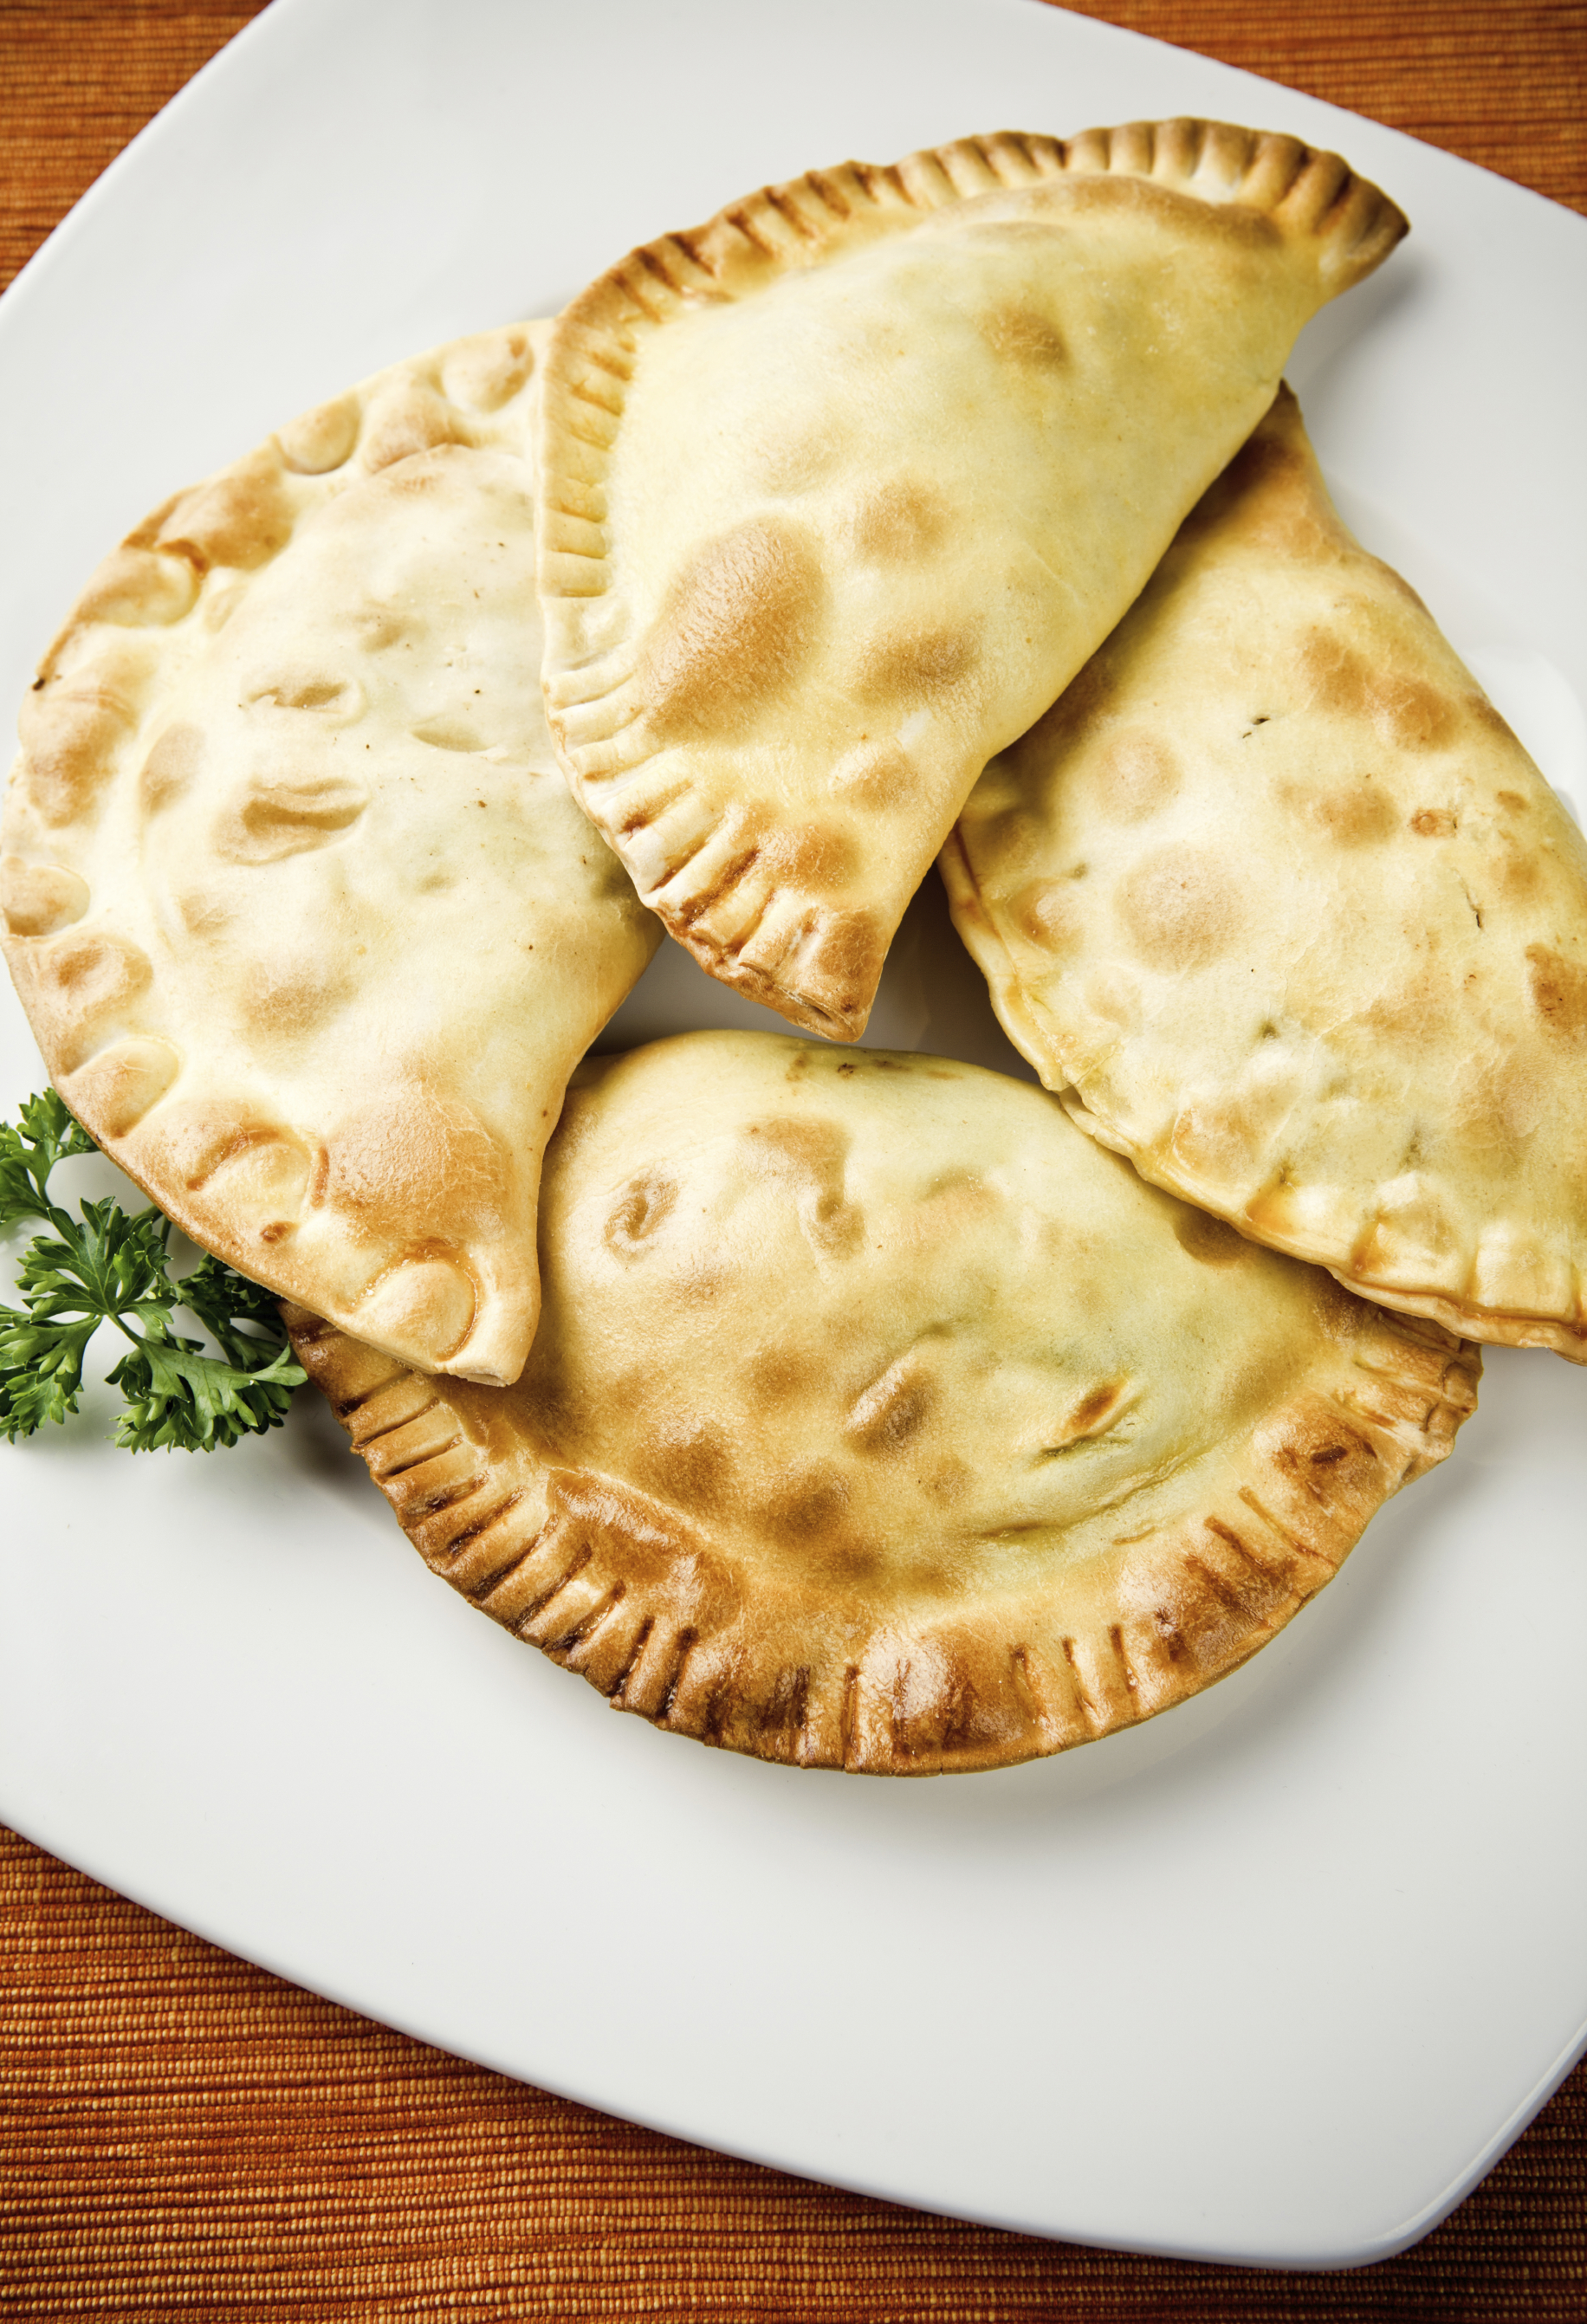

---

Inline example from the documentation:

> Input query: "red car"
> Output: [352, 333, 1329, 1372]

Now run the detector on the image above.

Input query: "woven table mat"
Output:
[2, 2, 1585, 2316]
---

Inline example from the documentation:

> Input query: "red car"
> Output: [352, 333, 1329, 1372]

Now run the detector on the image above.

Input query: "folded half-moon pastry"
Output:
[288, 1033, 1478, 1774]
[942, 385, 1587, 1361]
[539, 121, 1407, 1040]
[3, 326, 660, 1386]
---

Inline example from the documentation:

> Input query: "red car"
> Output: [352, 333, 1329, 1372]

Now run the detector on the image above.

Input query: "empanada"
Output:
[288, 1033, 1478, 1774]
[539, 121, 1407, 1039]
[942, 385, 1587, 1360]
[3, 327, 660, 1386]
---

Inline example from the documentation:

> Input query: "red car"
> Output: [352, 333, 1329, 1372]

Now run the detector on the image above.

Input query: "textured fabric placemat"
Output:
[4, 1824, 1587, 2319]
[3, 2, 1585, 2316]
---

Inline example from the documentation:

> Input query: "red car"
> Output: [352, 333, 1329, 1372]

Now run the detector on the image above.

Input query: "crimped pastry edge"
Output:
[540, 120, 1407, 617]
[938, 830, 1587, 1367]
[1, 325, 573, 1386]
[286, 1289, 1478, 1777]
[536, 121, 1407, 1039]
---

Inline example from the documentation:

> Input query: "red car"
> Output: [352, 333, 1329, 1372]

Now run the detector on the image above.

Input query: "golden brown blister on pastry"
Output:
[942, 385, 1587, 1362]
[288, 1033, 1478, 1775]
[539, 121, 1407, 1039]
[3, 326, 660, 1386]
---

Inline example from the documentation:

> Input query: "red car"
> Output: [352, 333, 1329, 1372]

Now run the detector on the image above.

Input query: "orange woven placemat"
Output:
[3, 3, 1585, 2317]
[5, 1820, 1587, 2321]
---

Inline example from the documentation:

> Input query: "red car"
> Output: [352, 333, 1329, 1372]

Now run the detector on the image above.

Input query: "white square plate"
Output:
[3, 0, 1585, 2269]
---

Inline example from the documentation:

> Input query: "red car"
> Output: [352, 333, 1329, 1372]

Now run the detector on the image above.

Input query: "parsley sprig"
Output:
[1, 1090, 306, 1452]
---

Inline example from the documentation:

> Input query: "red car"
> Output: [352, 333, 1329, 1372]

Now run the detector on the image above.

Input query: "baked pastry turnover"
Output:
[2, 327, 660, 1386]
[539, 120, 1407, 1039]
[289, 1033, 1479, 1774]
[942, 386, 1587, 1361]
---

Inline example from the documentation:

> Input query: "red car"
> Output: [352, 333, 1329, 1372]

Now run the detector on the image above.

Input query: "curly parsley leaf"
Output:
[0, 1308, 99, 1435]
[0, 1093, 307, 1452]
[108, 1329, 306, 1454]
[0, 1087, 97, 1232]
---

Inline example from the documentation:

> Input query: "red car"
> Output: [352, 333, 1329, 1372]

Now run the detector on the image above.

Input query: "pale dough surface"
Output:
[540, 121, 1407, 1039]
[290, 1033, 1478, 1775]
[942, 386, 1587, 1360]
[3, 326, 660, 1386]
